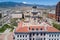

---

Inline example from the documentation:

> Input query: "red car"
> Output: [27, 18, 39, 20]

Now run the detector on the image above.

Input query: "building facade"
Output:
[11, 11, 23, 19]
[56, 2, 60, 22]
[14, 32, 60, 40]
[0, 10, 10, 27]
[14, 22, 60, 40]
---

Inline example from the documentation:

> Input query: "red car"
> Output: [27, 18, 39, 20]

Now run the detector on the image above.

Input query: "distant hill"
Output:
[0, 2, 56, 9]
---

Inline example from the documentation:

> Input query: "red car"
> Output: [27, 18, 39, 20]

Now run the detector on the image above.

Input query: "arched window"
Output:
[44, 33, 46, 36]
[44, 38, 45, 40]
[29, 27, 30, 30]
[52, 39, 53, 40]
[49, 39, 50, 40]
[17, 35, 19, 37]
[40, 28, 43, 30]
[23, 35, 24, 37]
[37, 33, 39, 36]
[33, 38, 34, 40]
[55, 35, 56, 37]
[33, 33, 35, 36]
[41, 38, 42, 40]
[17, 39, 19, 40]
[57, 39, 59, 40]
[36, 28, 38, 30]
[57, 34, 59, 37]
[25, 39, 27, 40]
[25, 35, 27, 37]
[41, 33, 42, 36]
[32, 28, 34, 30]
[20, 35, 22, 37]
[49, 35, 51, 37]
[54, 39, 56, 40]
[52, 35, 53, 37]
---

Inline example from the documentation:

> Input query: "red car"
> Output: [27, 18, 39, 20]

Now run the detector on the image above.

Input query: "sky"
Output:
[0, 0, 60, 5]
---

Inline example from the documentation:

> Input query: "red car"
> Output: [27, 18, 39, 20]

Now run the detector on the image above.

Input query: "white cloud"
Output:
[22, 2, 27, 4]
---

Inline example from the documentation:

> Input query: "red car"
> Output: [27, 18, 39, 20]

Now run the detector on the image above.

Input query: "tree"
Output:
[52, 23, 60, 30]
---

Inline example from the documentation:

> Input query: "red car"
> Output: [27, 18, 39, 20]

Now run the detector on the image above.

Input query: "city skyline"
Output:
[0, 0, 60, 5]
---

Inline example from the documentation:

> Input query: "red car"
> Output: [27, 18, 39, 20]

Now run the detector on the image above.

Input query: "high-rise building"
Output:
[56, 2, 60, 22]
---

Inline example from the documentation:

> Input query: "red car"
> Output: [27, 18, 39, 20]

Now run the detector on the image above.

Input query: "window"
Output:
[57, 39, 59, 40]
[55, 35, 56, 37]
[44, 33, 46, 36]
[52, 39, 53, 40]
[41, 38, 42, 40]
[30, 38, 31, 40]
[33, 38, 34, 40]
[25, 39, 27, 40]
[25, 35, 27, 37]
[33, 33, 35, 36]
[40, 28, 43, 30]
[44, 38, 45, 40]
[17, 39, 19, 40]
[41, 33, 42, 36]
[32, 28, 34, 30]
[54, 39, 56, 40]
[36, 28, 38, 30]
[49, 39, 50, 40]
[20, 39, 21, 40]
[52, 35, 53, 37]
[20, 35, 22, 37]
[37, 33, 39, 36]
[29, 27, 30, 30]
[17, 35, 19, 37]
[49, 35, 51, 37]
[23, 35, 24, 37]
[57, 35, 59, 37]
[30, 33, 32, 37]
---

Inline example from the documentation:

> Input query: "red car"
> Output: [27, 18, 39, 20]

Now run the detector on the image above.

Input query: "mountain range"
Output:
[0, 2, 56, 9]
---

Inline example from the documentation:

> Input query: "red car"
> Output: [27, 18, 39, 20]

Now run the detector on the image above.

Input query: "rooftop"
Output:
[15, 21, 60, 32]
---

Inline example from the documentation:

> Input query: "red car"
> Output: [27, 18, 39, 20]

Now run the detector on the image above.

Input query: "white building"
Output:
[14, 21, 60, 40]
[11, 11, 22, 19]
[0, 10, 10, 27]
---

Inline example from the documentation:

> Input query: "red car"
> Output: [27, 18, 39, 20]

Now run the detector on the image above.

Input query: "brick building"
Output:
[56, 2, 60, 22]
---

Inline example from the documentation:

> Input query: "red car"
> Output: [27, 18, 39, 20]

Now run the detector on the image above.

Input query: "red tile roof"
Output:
[29, 26, 44, 30]
[15, 22, 60, 32]
[16, 27, 28, 32]
[47, 27, 60, 32]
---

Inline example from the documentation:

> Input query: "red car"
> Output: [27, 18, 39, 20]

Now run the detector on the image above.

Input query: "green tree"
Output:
[52, 23, 60, 30]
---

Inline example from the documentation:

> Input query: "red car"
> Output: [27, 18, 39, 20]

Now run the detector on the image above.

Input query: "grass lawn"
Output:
[0, 24, 14, 33]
